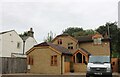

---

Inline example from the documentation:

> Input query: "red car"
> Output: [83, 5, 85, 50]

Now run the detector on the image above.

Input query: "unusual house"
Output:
[26, 33, 110, 74]
[26, 42, 72, 74]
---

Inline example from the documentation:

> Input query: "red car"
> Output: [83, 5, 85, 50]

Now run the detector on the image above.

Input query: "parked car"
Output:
[86, 56, 112, 77]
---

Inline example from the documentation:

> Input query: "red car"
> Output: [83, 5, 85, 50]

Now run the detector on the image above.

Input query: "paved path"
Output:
[1, 73, 120, 77]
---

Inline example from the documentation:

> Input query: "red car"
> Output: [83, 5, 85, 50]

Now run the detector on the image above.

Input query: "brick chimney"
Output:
[28, 28, 34, 37]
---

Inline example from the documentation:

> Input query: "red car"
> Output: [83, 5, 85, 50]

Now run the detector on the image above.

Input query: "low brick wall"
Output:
[73, 63, 87, 73]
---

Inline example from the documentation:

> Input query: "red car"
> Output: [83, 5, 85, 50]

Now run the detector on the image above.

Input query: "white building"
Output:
[0, 28, 37, 57]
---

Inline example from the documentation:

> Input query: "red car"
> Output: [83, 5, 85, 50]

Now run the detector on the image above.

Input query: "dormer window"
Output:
[58, 39, 62, 45]
[94, 38, 102, 44]
[92, 33, 103, 45]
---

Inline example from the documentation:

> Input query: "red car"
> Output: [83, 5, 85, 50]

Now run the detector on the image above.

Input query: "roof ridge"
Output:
[0, 30, 15, 35]
[34, 42, 72, 55]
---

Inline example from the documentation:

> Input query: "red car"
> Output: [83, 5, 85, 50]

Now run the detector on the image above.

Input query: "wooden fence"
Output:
[1, 57, 27, 74]
[118, 58, 120, 73]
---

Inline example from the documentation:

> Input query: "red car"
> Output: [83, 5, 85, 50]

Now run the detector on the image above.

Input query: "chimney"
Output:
[28, 28, 34, 37]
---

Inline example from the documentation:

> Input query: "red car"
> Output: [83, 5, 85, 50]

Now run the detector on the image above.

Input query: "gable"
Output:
[73, 48, 91, 57]
[52, 34, 78, 43]
[26, 46, 61, 56]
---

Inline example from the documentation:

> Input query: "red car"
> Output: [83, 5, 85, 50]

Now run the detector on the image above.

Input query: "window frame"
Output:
[28, 55, 34, 65]
[17, 42, 21, 49]
[58, 39, 62, 45]
[68, 42, 74, 50]
[51, 55, 57, 66]
[93, 37, 102, 45]
[74, 52, 87, 64]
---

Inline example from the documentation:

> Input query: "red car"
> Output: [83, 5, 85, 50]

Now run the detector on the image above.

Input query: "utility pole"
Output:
[107, 23, 112, 64]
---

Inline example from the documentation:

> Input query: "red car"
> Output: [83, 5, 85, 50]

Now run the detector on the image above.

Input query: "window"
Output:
[65, 56, 71, 62]
[76, 53, 82, 63]
[51, 55, 57, 66]
[28, 55, 34, 65]
[68, 42, 73, 49]
[58, 39, 62, 45]
[74, 52, 87, 64]
[83, 55, 86, 63]
[93, 38, 102, 45]
[10, 34, 12, 36]
[17, 42, 21, 49]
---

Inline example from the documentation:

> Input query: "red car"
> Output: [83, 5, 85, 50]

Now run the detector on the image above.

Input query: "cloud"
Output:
[1, 0, 119, 42]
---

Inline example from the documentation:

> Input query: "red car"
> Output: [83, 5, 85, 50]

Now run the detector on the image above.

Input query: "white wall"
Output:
[118, 1, 120, 27]
[0, 35, 2, 57]
[0, 31, 23, 57]
[25, 37, 37, 53]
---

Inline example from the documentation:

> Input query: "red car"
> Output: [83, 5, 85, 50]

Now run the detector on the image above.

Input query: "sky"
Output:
[0, 0, 119, 43]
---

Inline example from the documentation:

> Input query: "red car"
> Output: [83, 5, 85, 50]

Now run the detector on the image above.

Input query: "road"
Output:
[1, 74, 120, 77]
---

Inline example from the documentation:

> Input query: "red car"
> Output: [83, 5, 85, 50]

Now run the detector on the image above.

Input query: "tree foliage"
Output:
[63, 27, 84, 37]
[44, 31, 54, 42]
[96, 22, 120, 54]
[62, 22, 120, 54]
[63, 27, 96, 37]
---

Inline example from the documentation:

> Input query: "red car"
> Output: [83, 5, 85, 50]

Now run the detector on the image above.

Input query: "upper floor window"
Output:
[17, 42, 21, 49]
[58, 39, 62, 45]
[92, 33, 103, 45]
[93, 38, 102, 45]
[68, 42, 73, 49]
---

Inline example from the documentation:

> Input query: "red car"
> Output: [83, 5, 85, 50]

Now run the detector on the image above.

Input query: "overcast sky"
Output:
[0, 0, 119, 42]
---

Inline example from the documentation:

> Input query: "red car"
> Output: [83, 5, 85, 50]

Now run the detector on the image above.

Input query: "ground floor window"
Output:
[73, 52, 87, 64]
[27, 55, 34, 65]
[51, 55, 57, 66]
[65, 56, 71, 62]
[76, 53, 82, 63]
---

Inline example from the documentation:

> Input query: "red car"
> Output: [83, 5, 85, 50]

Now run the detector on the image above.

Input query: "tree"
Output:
[63, 27, 84, 37]
[116, 29, 120, 53]
[44, 31, 54, 42]
[96, 22, 120, 52]
[84, 29, 96, 35]
[63, 27, 96, 37]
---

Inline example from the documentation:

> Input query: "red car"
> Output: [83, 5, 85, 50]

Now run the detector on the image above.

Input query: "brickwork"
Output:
[28, 47, 61, 74]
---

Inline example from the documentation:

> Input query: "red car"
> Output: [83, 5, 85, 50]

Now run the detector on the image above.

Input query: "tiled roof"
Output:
[76, 36, 109, 43]
[80, 48, 91, 56]
[34, 42, 72, 55]
[0, 30, 15, 35]
[76, 36, 93, 43]
[56, 33, 69, 37]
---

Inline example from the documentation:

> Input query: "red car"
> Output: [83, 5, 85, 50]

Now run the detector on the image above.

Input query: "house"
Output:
[52, 33, 110, 56]
[52, 33, 110, 72]
[26, 33, 110, 74]
[0, 28, 37, 57]
[26, 42, 72, 74]
[0, 30, 23, 57]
